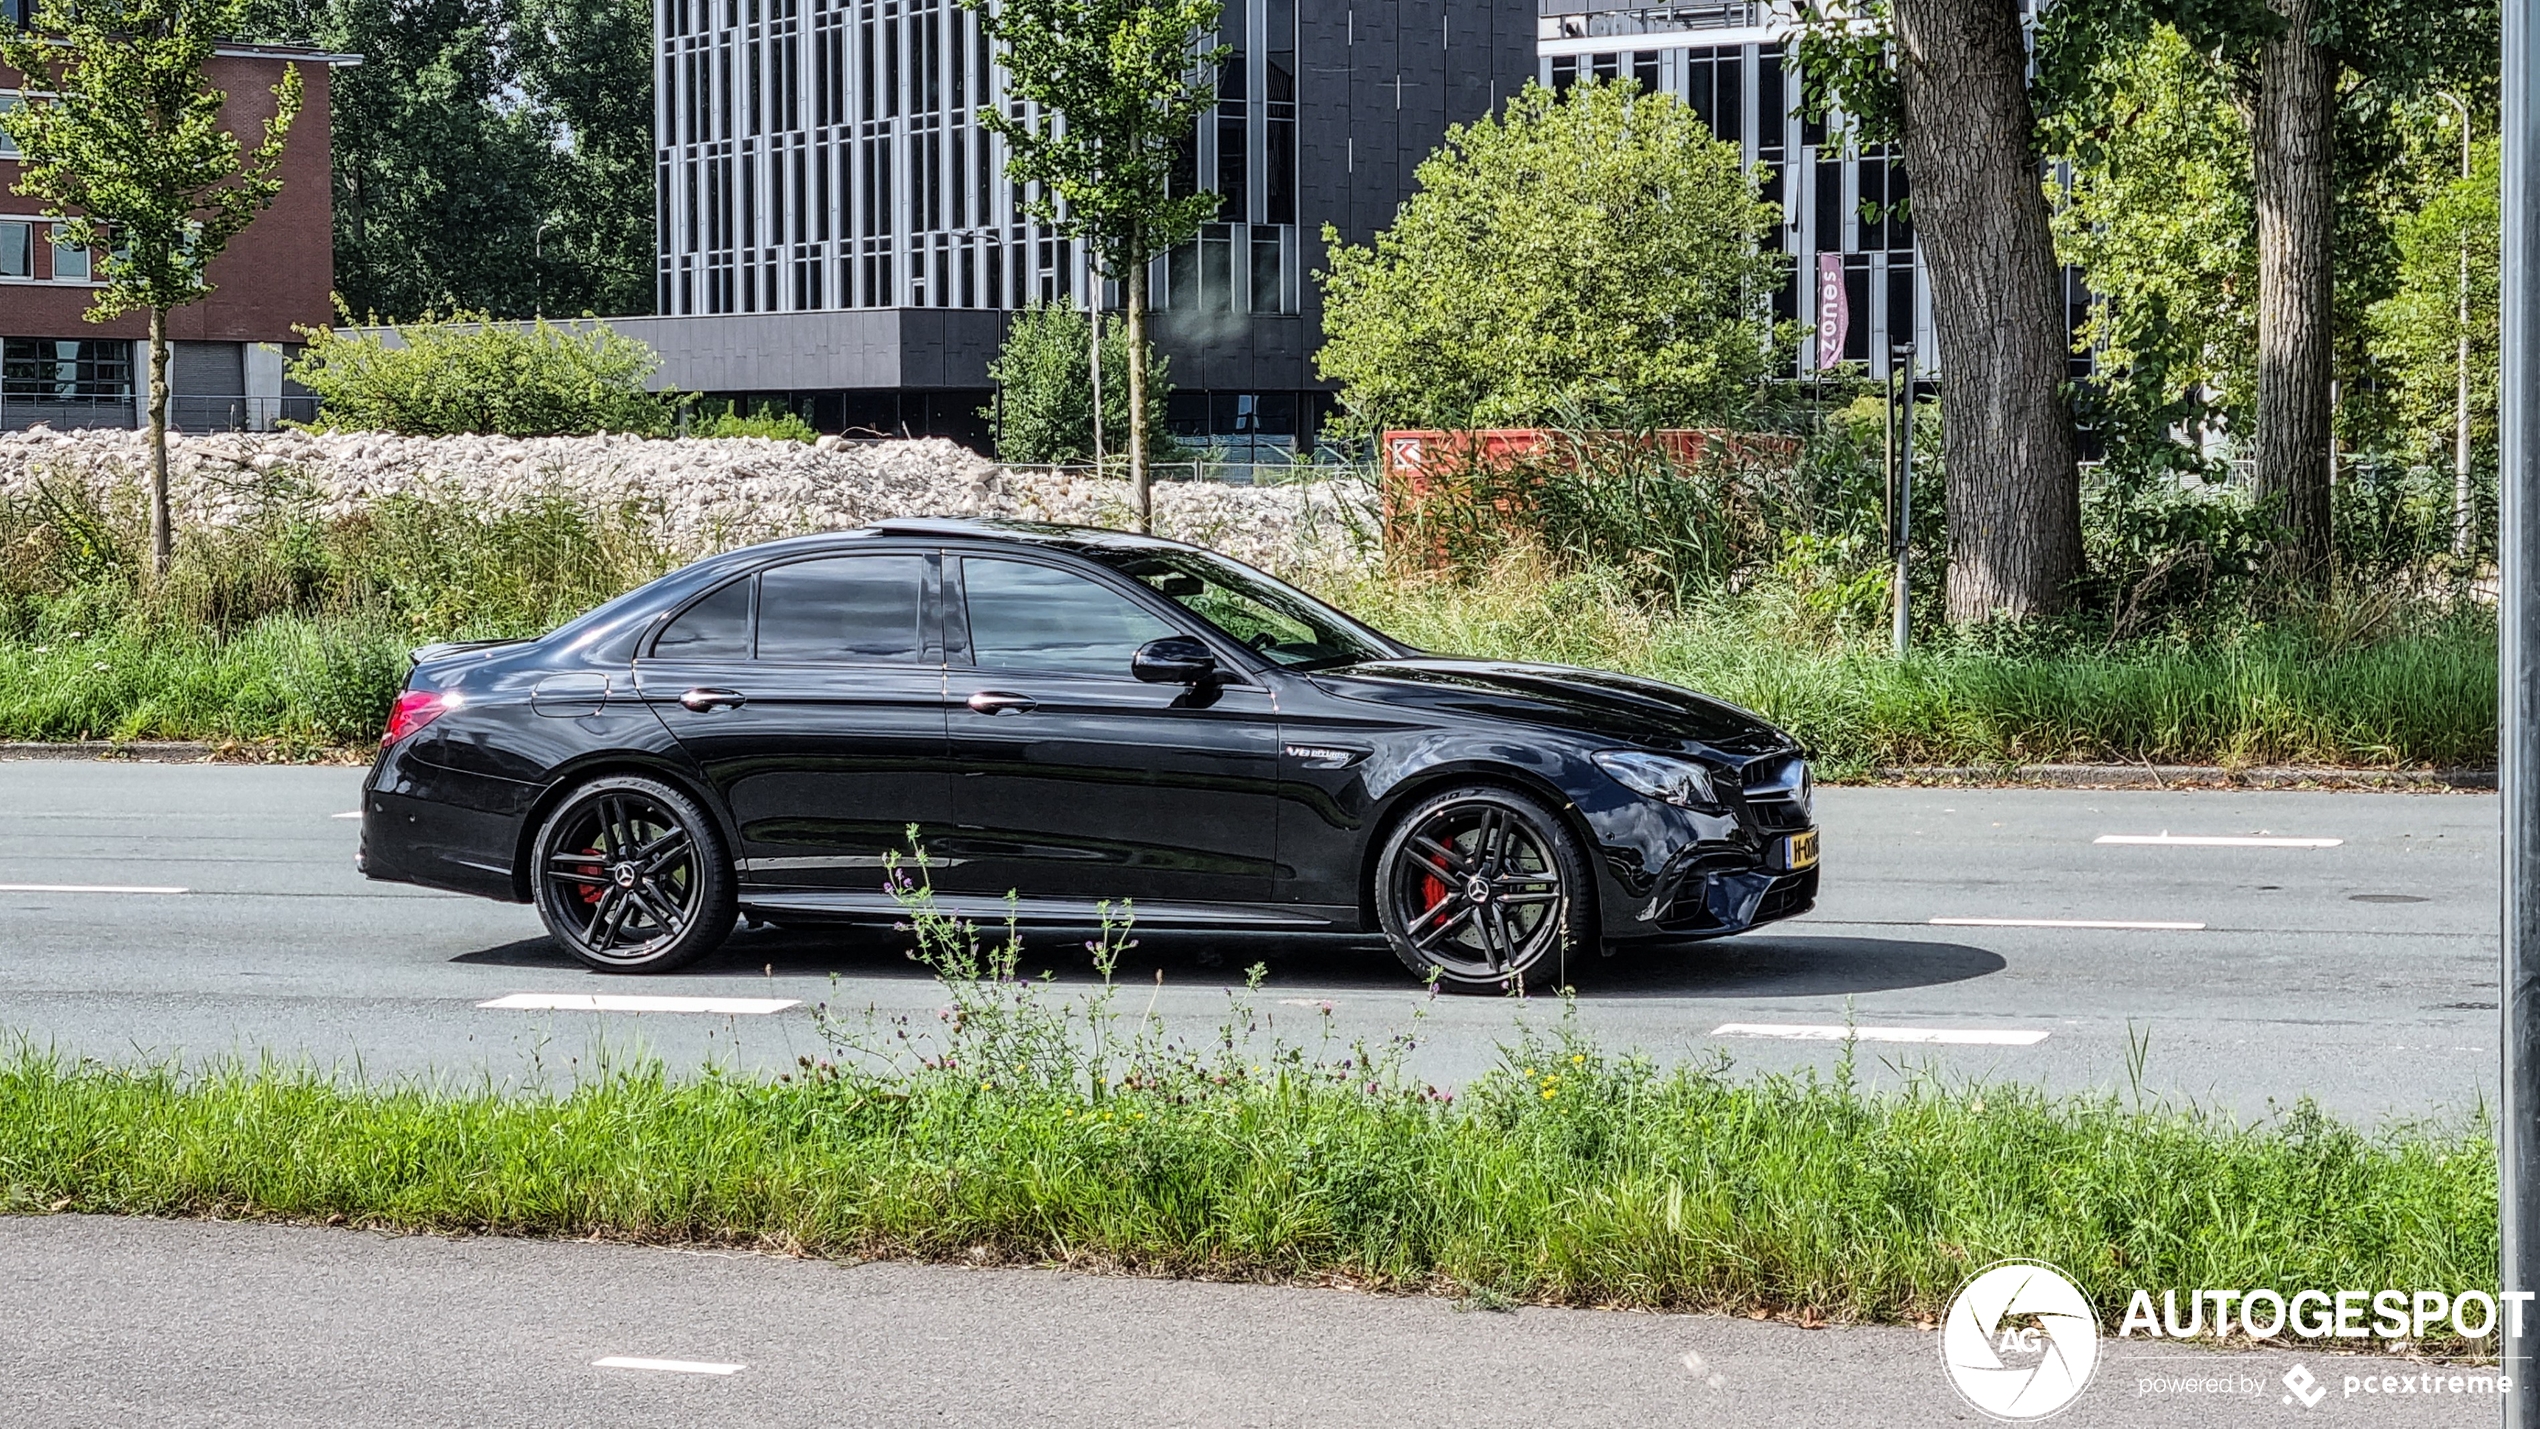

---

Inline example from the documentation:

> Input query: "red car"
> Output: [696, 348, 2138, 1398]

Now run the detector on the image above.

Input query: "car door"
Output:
[933, 552, 1280, 906]
[636, 551, 952, 890]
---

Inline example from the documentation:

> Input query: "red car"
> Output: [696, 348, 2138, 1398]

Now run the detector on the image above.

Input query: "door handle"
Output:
[679, 687, 747, 712]
[967, 690, 1037, 716]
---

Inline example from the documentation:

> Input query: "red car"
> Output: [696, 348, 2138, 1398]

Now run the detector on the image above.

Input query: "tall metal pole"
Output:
[2500, 5, 2540, 1424]
[1893, 343, 1915, 658]
[1088, 247, 1106, 475]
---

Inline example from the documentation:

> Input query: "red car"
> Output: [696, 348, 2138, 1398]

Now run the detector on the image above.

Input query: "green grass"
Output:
[1341, 563, 2498, 772]
[0, 472, 2499, 765]
[0, 1027, 2494, 1338]
[0, 616, 408, 746]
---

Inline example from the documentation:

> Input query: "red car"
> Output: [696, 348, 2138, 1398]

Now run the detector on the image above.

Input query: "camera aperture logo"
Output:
[1941, 1261, 2102, 1420]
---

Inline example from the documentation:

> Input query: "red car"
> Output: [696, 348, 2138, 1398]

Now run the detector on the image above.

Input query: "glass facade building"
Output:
[647, 0, 1539, 450]
[1536, 0, 2089, 384]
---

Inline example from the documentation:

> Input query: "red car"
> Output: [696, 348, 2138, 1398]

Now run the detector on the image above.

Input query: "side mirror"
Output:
[1133, 635, 1218, 685]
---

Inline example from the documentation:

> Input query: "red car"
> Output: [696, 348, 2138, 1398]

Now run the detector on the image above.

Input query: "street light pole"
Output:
[2439, 91, 2476, 559]
[2499, 6, 2540, 1426]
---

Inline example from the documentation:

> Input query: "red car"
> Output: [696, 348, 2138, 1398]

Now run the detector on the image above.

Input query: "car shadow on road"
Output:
[450, 925, 2003, 1000]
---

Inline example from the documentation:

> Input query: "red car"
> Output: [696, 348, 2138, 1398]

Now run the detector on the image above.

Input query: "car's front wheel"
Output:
[531, 774, 736, 973]
[1374, 784, 1589, 993]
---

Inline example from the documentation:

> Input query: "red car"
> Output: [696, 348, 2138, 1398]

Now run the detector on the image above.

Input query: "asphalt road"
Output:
[0, 1215, 2488, 1429]
[0, 760, 2501, 1122]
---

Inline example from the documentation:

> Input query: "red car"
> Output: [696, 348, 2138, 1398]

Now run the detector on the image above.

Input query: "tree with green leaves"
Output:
[243, 0, 651, 320]
[1315, 80, 1781, 436]
[967, 0, 1226, 532]
[984, 303, 1179, 465]
[2367, 135, 2498, 554]
[2037, 0, 2499, 583]
[2046, 24, 2259, 485]
[0, 0, 304, 572]
[1797, 0, 2084, 622]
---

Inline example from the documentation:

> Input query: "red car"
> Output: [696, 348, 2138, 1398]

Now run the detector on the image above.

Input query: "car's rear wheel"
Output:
[1375, 784, 1589, 993]
[531, 774, 735, 973]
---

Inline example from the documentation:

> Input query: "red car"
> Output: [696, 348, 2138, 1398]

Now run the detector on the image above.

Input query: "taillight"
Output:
[382, 689, 456, 745]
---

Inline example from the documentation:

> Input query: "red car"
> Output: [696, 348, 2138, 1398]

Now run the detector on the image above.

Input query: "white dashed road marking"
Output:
[478, 993, 800, 1014]
[1930, 917, 2207, 931]
[332, 811, 363, 819]
[2095, 832, 2343, 848]
[592, 1357, 746, 1376]
[0, 883, 188, 894]
[1711, 1023, 2050, 1047]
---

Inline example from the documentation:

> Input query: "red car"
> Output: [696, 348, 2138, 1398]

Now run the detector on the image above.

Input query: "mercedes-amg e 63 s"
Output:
[359, 519, 1818, 990]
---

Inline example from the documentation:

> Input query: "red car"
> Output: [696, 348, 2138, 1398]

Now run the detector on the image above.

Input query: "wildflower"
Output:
[1571, 1054, 1585, 1066]
[1541, 1088, 1557, 1100]
[980, 1080, 994, 1091]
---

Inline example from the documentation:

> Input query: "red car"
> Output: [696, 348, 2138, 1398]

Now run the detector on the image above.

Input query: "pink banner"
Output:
[1814, 254, 1849, 371]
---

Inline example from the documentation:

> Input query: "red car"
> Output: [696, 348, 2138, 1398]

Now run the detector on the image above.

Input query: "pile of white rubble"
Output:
[0, 426, 1377, 579]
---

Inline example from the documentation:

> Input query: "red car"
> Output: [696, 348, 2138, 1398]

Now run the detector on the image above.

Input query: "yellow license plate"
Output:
[1783, 830, 1819, 871]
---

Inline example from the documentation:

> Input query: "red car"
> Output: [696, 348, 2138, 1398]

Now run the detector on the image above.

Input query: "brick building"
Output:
[0, 28, 351, 432]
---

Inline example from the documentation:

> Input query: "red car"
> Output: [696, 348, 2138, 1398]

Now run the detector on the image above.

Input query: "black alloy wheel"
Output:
[1374, 784, 1589, 992]
[531, 774, 737, 972]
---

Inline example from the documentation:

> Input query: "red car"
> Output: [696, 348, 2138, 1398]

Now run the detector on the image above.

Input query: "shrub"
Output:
[984, 302, 1182, 465]
[693, 401, 819, 443]
[287, 313, 682, 437]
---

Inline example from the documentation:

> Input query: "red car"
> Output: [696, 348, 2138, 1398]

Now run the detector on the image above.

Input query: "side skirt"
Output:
[738, 890, 1354, 929]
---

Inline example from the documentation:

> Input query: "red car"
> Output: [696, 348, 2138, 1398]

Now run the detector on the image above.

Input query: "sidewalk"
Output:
[0, 1215, 2482, 1427]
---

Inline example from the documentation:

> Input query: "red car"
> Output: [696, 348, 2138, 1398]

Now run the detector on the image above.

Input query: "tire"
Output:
[530, 774, 737, 973]
[1373, 783, 1592, 993]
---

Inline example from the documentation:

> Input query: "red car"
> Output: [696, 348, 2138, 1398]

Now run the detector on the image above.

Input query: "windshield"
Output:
[1092, 548, 1401, 671]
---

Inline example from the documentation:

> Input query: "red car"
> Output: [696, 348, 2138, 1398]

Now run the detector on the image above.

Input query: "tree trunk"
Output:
[147, 306, 172, 575]
[2250, 0, 2336, 583]
[1890, 0, 2082, 622]
[1125, 255, 1152, 533]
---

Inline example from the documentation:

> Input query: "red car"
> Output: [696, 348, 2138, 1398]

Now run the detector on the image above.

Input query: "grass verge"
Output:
[0, 878, 2498, 1347]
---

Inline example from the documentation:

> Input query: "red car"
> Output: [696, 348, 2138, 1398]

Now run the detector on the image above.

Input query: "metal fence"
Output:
[0, 394, 319, 434]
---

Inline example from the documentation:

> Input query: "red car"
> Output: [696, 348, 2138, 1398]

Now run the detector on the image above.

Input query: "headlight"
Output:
[1593, 750, 1722, 809]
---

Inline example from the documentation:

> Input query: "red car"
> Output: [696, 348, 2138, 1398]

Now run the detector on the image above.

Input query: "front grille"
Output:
[1738, 752, 1813, 833]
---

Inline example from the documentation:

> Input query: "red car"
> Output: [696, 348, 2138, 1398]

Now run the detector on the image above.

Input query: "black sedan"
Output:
[359, 518, 1817, 990]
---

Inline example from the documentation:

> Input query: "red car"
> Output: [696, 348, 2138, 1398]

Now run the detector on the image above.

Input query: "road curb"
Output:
[1867, 764, 2496, 791]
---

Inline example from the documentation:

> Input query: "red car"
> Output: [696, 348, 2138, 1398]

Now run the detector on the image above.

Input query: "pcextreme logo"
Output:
[1941, 1261, 2103, 1420]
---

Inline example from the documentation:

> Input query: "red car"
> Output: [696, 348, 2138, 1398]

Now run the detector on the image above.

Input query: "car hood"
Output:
[1309, 657, 1794, 755]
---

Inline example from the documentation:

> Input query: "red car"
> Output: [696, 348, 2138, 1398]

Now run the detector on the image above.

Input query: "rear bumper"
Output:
[359, 748, 535, 903]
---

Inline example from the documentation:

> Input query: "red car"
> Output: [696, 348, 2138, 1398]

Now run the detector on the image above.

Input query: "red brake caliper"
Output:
[572, 846, 606, 904]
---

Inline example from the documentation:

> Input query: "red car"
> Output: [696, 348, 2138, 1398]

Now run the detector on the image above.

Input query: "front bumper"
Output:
[1584, 798, 1819, 940]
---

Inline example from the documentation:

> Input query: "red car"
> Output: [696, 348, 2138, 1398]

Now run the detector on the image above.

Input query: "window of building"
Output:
[50, 224, 89, 282]
[0, 93, 18, 158]
[1, 338, 133, 398]
[0, 221, 29, 279]
[1550, 56, 1576, 94]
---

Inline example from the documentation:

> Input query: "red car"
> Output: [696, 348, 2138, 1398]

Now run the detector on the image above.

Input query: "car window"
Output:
[962, 557, 1179, 674]
[1095, 549, 1395, 670]
[757, 556, 927, 662]
[653, 576, 752, 658]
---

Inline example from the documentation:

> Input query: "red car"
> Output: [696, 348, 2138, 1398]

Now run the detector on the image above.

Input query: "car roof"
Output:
[858, 517, 1207, 556]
